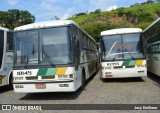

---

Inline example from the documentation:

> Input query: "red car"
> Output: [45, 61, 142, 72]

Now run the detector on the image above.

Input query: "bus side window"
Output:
[78, 31, 84, 48]
[7, 32, 13, 51]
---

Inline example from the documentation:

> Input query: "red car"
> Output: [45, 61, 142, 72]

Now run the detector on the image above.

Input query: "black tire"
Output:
[100, 76, 103, 81]
[81, 70, 86, 88]
[8, 75, 13, 90]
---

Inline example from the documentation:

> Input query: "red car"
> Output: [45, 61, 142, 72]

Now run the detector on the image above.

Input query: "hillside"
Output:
[69, 2, 160, 41]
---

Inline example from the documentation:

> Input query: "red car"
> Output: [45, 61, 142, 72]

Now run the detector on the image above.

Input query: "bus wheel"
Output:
[100, 76, 103, 81]
[81, 70, 86, 88]
[8, 75, 13, 90]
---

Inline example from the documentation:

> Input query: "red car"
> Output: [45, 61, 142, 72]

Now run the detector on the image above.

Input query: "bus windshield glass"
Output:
[14, 27, 72, 66]
[101, 33, 144, 61]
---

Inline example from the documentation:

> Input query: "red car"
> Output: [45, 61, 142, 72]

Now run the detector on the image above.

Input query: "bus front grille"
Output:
[125, 66, 135, 68]
[41, 76, 55, 79]
[113, 66, 123, 69]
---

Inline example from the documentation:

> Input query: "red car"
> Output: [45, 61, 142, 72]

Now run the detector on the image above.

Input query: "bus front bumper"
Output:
[13, 80, 76, 93]
[100, 67, 147, 78]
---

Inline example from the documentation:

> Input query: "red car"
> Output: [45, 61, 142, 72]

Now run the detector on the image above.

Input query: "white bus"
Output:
[13, 20, 99, 93]
[0, 27, 13, 88]
[100, 28, 147, 79]
[143, 18, 160, 77]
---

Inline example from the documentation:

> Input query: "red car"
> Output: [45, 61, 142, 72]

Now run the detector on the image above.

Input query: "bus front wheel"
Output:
[81, 70, 86, 88]
[8, 74, 13, 90]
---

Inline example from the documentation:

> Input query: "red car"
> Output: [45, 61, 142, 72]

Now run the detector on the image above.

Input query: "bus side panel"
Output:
[80, 50, 96, 80]
[147, 54, 160, 77]
[0, 31, 13, 87]
[0, 30, 8, 86]
[80, 50, 90, 80]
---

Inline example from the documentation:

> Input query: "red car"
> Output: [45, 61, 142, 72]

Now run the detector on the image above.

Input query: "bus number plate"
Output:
[35, 84, 46, 89]
[106, 75, 112, 77]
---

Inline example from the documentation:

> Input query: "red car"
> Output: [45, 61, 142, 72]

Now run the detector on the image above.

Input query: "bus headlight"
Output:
[137, 65, 146, 67]
[58, 75, 68, 79]
[105, 67, 111, 69]
[14, 77, 23, 80]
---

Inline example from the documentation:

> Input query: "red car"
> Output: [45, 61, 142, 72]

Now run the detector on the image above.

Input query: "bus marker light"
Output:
[35, 84, 46, 89]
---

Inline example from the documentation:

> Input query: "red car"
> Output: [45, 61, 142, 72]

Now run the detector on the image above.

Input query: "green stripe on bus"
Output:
[128, 60, 136, 66]
[46, 68, 56, 76]
[37, 68, 48, 76]
[122, 61, 130, 66]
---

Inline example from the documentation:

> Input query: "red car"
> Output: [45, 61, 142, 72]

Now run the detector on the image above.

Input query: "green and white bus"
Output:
[13, 20, 99, 93]
[0, 27, 13, 88]
[100, 28, 147, 79]
[143, 18, 160, 77]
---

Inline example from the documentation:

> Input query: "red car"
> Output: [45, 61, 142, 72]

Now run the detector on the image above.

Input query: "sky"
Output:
[0, 0, 148, 22]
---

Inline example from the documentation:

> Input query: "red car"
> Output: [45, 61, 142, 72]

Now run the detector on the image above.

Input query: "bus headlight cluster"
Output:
[137, 65, 146, 67]
[14, 77, 23, 80]
[105, 67, 111, 69]
[57, 74, 74, 79]
[105, 72, 112, 75]
[58, 75, 68, 79]
[101, 67, 111, 69]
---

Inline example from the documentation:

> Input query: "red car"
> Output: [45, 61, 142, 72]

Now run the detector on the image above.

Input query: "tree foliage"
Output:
[0, 9, 35, 29]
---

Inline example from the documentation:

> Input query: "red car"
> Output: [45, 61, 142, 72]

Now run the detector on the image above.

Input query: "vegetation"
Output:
[0, 9, 35, 29]
[0, 1, 160, 41]
[69, 2, 160, 41]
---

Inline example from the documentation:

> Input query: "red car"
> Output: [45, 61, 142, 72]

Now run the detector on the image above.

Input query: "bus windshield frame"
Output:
[0, 30, 4, 68]
[100, 33, 145, 61]
[14, 26, 73, 68]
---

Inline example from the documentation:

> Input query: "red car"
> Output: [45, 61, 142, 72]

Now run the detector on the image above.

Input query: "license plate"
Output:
[35, 84, 46, 89]
[106, 75, 112, 77]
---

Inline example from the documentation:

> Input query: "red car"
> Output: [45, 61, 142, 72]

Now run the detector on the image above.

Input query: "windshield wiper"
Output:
[24, 56, 29, 68]
[42, 50, 56, 67]
[123, 50, 136, 60]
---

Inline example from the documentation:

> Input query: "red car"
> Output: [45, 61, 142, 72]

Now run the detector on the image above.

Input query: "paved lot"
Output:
[0, 72, 160, 113]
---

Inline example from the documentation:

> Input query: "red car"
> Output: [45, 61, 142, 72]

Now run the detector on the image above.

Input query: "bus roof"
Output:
[14, 20, 77, 31]
[101, 28, 142, 36]
[14, 20, 97, 44]
[0, 26, 9, 31]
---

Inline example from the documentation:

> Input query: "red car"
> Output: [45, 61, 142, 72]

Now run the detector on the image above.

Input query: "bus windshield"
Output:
[14, 27, 72, 67]
[101, 33, 145, 61]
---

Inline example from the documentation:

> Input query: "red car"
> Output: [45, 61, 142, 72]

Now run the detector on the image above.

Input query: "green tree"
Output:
[94, 9, 101, 14]
[0, 9, 35, 29]
[146, 0, 155, 4]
